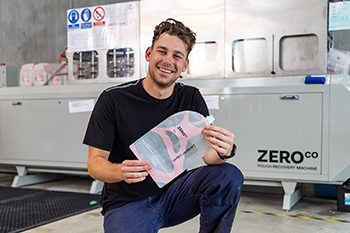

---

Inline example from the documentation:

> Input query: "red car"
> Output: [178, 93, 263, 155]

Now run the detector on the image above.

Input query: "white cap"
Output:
[205, 115, 215, 125]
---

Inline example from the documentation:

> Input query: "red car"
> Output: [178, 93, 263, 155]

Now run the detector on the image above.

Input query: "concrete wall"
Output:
[0, 0, 133, 71]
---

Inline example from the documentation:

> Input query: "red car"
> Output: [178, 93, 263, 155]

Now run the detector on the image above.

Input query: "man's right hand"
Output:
[120, 160, 152, 184]
[87, 146, 152, 184]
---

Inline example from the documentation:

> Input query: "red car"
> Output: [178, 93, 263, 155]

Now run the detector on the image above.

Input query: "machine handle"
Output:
[280, 95, 299, 100]
[12, 101, 23, 105]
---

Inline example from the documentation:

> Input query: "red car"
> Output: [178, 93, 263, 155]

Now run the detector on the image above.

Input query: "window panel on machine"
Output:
[279, 34, 319, 71]
[107, 48, 134, 78]
[72, 51, 98, 80]
[186, 41, 219, 77]
[232, 38, 268, 73]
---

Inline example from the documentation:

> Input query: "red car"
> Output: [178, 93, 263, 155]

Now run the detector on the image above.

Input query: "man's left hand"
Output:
[202, 125, 235, 157]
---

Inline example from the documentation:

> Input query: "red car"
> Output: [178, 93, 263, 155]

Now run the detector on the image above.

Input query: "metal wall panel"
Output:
[140, 0, 225, 79]
[225, 0, 328, 78]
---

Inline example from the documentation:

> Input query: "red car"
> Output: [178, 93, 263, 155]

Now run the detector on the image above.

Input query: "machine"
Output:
[0, 0, 349, 210]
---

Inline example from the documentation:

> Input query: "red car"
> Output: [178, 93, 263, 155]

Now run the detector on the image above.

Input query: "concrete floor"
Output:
[1, 172, 350, 233]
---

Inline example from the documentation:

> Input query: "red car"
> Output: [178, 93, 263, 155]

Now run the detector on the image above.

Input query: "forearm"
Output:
[87, 146, 152, 184]
[87, 155, 124, 183]
[202, 148, 226, 165]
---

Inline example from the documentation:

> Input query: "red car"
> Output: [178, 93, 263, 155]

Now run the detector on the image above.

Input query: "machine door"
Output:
[210, 92, 323, 178]
[0, 99, 91, 168]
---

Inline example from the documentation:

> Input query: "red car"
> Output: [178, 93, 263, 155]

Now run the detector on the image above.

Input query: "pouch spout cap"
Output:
[206, 115, 215, 125]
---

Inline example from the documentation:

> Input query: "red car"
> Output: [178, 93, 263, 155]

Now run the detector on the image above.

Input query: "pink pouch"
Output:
[129, 110, 215, 188]
[20, 63, 34, 87]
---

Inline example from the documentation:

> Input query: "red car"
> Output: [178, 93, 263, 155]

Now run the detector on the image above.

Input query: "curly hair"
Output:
[152, 18, 196, 58]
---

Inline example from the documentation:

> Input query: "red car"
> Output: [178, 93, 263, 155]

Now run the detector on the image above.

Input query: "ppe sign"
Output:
[130, 111, 215, 188]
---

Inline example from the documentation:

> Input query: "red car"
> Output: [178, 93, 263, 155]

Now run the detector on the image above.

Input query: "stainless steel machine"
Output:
[1, 0, 349, 210]
[186, 73, 350, 210]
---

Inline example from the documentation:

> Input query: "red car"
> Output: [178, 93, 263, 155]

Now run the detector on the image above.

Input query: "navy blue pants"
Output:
[104, 163, 244, 233]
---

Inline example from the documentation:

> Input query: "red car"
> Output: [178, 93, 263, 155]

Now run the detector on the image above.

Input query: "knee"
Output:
[218, 163, 244, 187]
[204, 163, 244, 206]
[196, 163, 244, 191]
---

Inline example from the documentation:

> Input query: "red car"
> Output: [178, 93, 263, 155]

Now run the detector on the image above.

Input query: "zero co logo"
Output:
[257, 150, 319, 164]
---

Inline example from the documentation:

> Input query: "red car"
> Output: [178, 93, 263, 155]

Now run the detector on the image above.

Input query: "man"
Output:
[84, 18, 243, 233]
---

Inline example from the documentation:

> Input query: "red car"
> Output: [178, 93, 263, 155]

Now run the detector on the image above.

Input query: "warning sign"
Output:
[93, 7, 105, 26]
[67, 2, 139, 53]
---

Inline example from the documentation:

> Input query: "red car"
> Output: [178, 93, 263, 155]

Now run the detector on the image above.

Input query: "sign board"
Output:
[329, 1, 350, 31]
[67, 2, 138, 52]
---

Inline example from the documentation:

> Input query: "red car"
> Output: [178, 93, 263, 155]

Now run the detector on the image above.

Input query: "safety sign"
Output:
[67, 10, 79, 30]
[81, 8, 92, 29]
[93, 7, 105, 26]
[67, 2, 138, 52]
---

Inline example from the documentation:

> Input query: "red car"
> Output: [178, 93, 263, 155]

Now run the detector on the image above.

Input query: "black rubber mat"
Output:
[0, 186, 101, 233]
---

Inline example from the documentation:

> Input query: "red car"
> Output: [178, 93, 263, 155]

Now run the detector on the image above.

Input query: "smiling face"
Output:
[144, 33, 189, 98]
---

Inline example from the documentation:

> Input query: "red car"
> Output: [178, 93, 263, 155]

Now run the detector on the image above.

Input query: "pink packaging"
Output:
[129, 110, 214, 188]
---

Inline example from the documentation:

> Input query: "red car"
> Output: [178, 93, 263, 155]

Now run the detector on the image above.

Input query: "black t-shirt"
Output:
[83, 78, 209, 215]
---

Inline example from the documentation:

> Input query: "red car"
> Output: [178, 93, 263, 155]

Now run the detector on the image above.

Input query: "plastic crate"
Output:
[337, 185, 350, 212]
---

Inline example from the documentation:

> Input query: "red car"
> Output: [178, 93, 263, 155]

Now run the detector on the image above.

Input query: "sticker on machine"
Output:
[345, 193, 350, 206]
[203, 95, 219, 109]
[68, 99, 95, 113]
